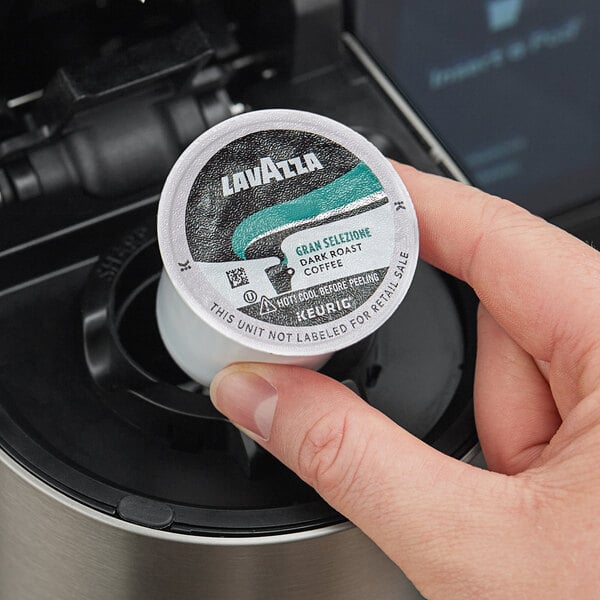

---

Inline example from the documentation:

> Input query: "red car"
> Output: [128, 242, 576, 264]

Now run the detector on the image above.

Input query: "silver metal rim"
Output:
[0, 441, 481, 543]
[0, 446, 351, 546]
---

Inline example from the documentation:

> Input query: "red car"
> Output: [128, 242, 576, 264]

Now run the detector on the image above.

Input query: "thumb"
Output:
[210, 363, 529, 596]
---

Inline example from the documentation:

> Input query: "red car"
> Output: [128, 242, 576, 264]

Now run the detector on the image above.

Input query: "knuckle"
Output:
[296, 409, 367, 504]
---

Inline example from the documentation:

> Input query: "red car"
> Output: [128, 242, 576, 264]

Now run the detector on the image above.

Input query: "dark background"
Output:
[350, 0, 600, 217]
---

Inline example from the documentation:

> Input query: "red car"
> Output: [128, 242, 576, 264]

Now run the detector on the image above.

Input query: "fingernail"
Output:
[210, 370, 277, 441]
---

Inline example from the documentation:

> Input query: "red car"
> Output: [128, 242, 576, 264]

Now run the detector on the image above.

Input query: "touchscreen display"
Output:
[350, 0, 600, 216]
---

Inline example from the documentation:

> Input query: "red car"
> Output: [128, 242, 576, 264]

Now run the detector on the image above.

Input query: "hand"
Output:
[210, 163, 600, 599]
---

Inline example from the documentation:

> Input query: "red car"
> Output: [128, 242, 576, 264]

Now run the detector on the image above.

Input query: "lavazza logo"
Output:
[221, 153, 324, 197]
[486, 0, 524, 32]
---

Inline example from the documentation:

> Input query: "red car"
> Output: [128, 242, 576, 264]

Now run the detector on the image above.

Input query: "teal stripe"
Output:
[231, 162, 383, 259]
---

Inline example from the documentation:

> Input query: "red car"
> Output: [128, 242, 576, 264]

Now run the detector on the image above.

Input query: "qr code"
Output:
[226, 267, 249, 289]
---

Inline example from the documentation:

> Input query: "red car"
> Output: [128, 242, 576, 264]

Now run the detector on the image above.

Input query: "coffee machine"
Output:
[0, 2, 487, 598]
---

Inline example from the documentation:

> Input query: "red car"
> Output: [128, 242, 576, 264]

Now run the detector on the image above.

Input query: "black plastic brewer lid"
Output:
[0, 219, 476, 535]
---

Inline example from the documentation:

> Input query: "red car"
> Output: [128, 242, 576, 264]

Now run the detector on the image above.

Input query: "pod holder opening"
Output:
[82, 222, 374, 476]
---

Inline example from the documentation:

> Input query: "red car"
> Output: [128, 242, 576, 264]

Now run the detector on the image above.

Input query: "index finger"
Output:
[393, 162, 600, 405]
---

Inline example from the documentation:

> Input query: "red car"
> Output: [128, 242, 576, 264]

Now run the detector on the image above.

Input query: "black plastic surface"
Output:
[0, 228, 475, 535]
[118, 495, 175, 530]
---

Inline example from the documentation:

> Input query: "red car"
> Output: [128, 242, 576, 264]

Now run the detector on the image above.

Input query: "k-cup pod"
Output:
[156, 109, 419, 386]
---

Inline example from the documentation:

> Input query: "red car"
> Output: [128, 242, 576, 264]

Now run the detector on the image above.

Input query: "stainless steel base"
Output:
[0, 449, 425, 600]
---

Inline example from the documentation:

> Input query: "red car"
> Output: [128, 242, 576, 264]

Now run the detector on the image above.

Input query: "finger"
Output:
[210, 363, 530, 598]
[392, 162, 600, 409]
[475, 306, 562, 474]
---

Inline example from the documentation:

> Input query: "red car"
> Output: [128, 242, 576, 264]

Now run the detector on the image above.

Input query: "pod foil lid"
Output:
[157, 109, 419, 357]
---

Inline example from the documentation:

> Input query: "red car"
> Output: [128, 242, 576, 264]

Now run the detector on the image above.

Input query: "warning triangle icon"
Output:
[259, 296, 278, 316]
